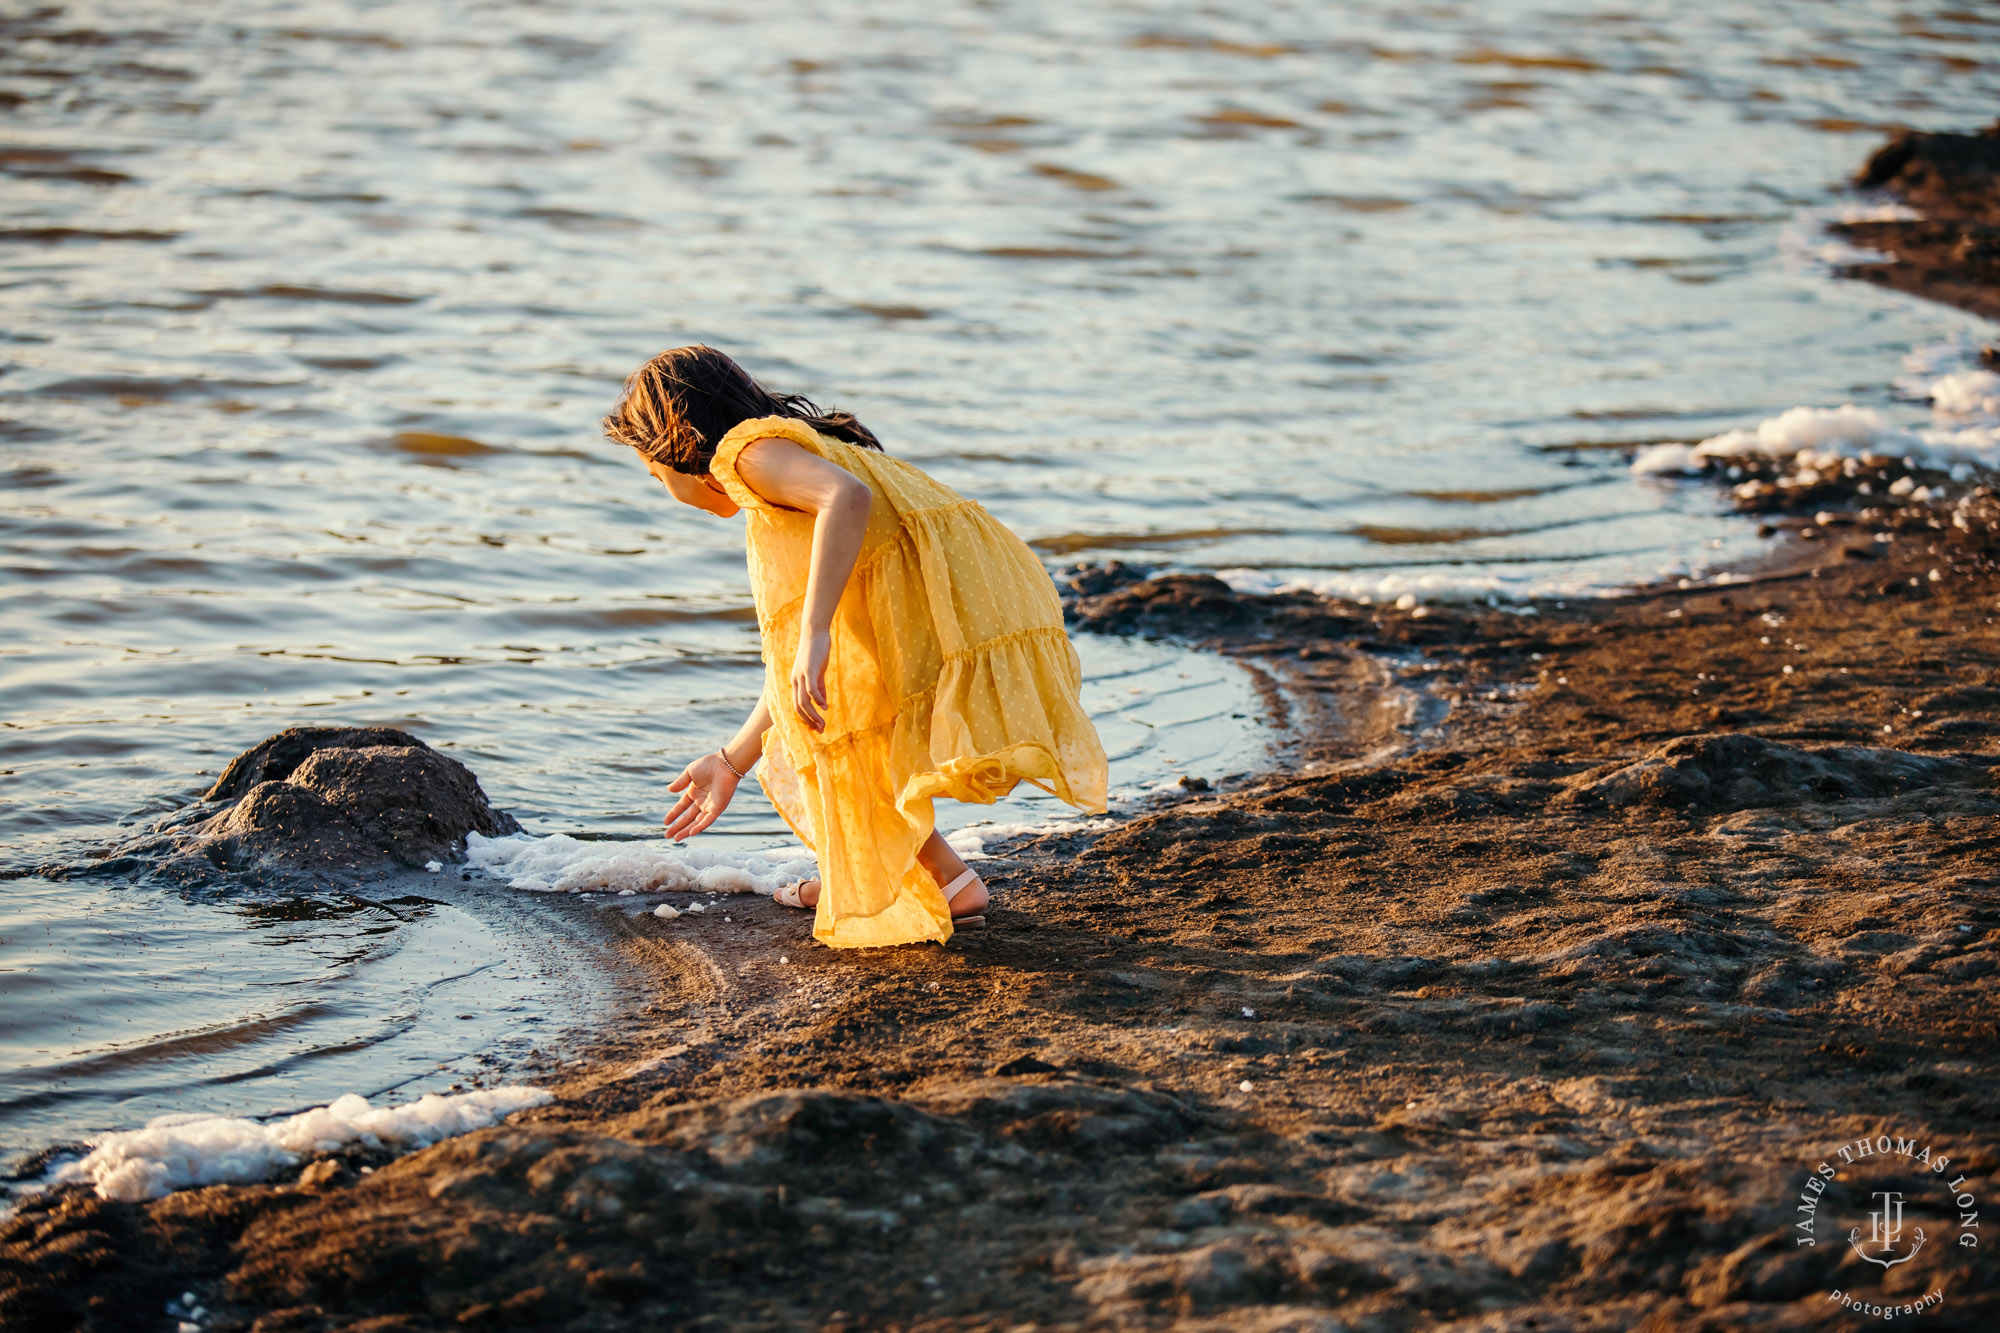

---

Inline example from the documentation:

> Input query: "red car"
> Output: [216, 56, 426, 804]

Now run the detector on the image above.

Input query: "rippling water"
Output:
[3, 2, 1997, 1157]
[0, 875, 621, 1159]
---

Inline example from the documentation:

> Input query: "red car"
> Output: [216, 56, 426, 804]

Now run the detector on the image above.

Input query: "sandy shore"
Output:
[7, 135, 2000, 1332]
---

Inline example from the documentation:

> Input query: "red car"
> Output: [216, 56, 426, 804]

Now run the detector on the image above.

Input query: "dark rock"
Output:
[1854, 120, 2000, 210]
[205, 726, 436, 801]
[83, 726, 519, 885]
[1068, 573, 1254, 635]
[204, 781, 374, 871]
[1054, 560, 1374, 646]
[1055, 559, 1153, 600]
[1835, 119, 2000, 322]
[288, 744, 516, 863]
[1560, 733, 1989, 812]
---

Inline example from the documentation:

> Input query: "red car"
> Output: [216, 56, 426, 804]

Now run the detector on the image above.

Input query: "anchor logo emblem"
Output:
[1849, 1190, 1926, 1268]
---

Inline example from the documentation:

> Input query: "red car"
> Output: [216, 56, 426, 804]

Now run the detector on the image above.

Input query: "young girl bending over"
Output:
[603, 346, 1107, 948]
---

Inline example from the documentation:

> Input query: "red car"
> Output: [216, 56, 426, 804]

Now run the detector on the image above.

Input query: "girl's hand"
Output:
[663, 753, 740, 841]
[792, 628, 831, 732]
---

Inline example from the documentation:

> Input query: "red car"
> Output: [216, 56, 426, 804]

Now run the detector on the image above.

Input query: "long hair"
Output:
[601, 345, 882, 474]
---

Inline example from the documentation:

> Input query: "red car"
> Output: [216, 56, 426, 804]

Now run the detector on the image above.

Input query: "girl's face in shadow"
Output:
[643, 455, 740, 517]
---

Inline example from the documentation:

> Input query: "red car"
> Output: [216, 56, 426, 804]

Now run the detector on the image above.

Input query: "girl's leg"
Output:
[917, 831, 988, 917]
[782, 829, 987, 916]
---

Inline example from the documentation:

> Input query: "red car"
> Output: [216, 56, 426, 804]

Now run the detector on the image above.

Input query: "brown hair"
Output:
[601, 344, 881, 474]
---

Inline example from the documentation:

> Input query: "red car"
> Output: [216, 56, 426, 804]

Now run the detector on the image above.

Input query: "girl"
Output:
[602, 346, 1108, 948]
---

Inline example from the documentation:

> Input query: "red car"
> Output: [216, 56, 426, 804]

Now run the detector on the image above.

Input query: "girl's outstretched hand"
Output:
[663, 753, 739, 841]
[792, 628, 831, 733]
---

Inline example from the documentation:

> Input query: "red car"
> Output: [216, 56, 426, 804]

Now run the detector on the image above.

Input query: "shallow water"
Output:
[0, 873, 622, 1170]
[2, 2, 1997, 1158]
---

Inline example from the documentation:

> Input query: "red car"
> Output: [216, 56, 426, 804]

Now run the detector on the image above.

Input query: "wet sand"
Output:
[8, 141, 2000, 1331]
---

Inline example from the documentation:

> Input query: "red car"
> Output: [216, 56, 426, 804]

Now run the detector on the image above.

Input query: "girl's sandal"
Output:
[775, 872, 988, 926]
[941, 867, 988, 929]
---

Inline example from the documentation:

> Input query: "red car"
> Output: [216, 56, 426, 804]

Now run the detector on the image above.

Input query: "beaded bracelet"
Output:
[716, 747, 749, 779]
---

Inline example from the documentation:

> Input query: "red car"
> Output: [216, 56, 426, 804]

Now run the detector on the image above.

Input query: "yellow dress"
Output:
[708, 415, 1108, 948]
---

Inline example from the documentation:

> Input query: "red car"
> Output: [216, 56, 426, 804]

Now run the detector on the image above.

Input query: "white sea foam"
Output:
[1929, 369, 2000, 419]
[943, 826, 992, 859]
[1218, 563, 1640, 604]
[1627, 442, 1702, 476]
[50, 1086, 552, 1202]
[465, 831, 816, 896]
[472, 822, 1105, 895]
[945, 817, 1116, 859]
[1632, 355, 2000, 482]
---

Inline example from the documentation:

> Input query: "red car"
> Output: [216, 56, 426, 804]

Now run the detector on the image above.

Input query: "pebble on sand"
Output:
[1238, 1080, 1254, 1093]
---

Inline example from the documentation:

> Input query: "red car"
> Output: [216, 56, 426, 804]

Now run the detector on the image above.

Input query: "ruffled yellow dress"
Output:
[709, 416, 1108, 948]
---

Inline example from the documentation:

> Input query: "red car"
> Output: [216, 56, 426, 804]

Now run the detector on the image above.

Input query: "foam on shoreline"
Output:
[944, 817, 1118, 860]
[465, 831, 817, 896]
[1631, 350, 2000, 481]
[1218, 564, 1623, 605]
[466, 821, 1112, 890]
[49, 1086, 552, 1202]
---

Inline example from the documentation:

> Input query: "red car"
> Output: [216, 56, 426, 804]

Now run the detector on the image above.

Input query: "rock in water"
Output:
[1064, 571, 1253, 635]
[1853, 120, 2000, 219]
[1832, 119, 2000, 323]
[87, 726, 520, 885]
[202, 725, 427, 801]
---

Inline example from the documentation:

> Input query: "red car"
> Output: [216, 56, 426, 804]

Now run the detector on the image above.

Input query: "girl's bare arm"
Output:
[723, 696, 773, 772]
[731, 438, 873, 732]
